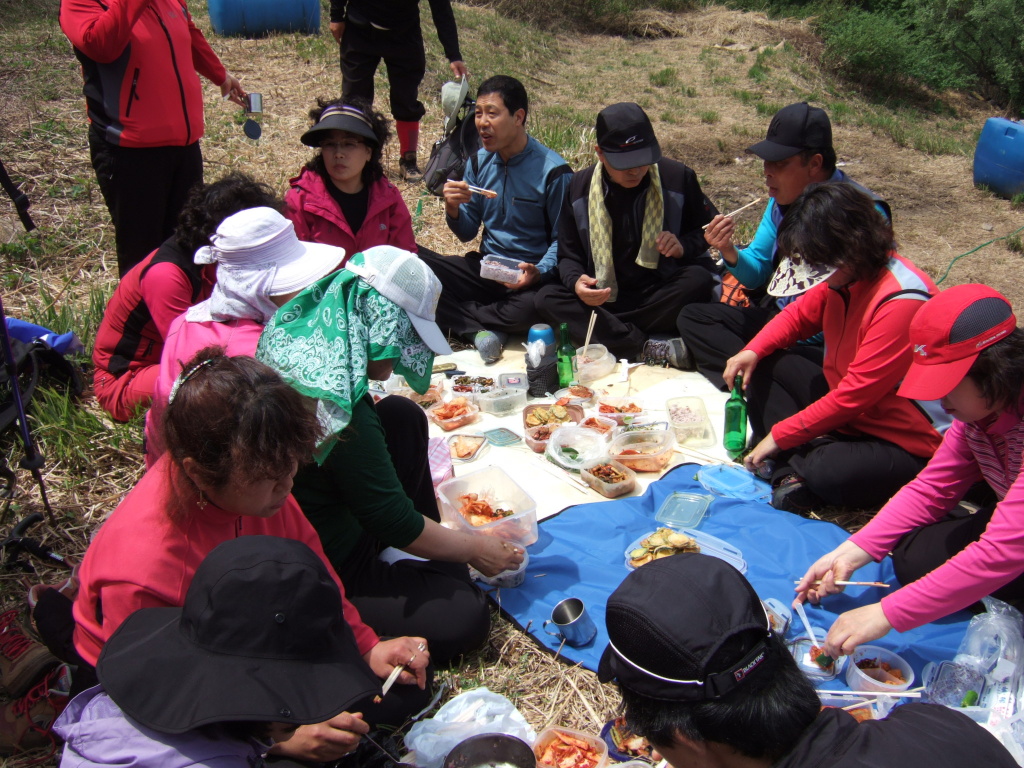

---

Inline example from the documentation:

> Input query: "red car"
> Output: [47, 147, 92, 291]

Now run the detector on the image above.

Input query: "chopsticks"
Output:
[820, 688, 923, 699]
[794, 579, 891, 588]
[582, 310, 597, 353]
[703, 197, 763, 229]
[447, 178, 497, 198]
[378, 664, 405, 699]
[794, 600, 820, 646]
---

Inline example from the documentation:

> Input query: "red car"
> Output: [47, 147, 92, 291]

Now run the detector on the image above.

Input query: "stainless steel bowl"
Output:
[443, 733, 536, 768]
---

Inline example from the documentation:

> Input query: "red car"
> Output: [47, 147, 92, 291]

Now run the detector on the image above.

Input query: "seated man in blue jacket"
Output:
[419, 75, 572, 363]
[535, 102, 718, 366]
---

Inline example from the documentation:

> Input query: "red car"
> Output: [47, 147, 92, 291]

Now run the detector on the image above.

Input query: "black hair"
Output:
[798, 146, 837, 176]
[306, 96, 390, 187]
[174, 172, 281, 256]
[620, 634, 820, 763]
[477, 75, 529, 121]
[776, 181, 893, 281]
[966, 327, 1024, 414]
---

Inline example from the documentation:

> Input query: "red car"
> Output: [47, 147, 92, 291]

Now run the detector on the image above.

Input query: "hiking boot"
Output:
[0, 663, 72, 756]
[771, 472, 821, 516]
[399, 151, 423, 183]
[642, 337, 693, 370]
[473, 330, 505, 364]
[0, 609, 59, 698]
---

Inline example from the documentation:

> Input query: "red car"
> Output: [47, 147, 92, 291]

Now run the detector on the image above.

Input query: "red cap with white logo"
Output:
[898, 284, 1016, 401]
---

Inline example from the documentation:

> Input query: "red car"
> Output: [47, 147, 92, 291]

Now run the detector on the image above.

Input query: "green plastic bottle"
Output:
[556, 323, 576, 388]
[723, 375, 748, 460]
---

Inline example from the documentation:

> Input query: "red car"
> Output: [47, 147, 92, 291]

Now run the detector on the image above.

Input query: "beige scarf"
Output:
[587, 163, 663, 302]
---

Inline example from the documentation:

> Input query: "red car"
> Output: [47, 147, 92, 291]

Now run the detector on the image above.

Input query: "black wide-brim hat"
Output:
[97, 537, 381, 734]
[300, 104, 379, 148]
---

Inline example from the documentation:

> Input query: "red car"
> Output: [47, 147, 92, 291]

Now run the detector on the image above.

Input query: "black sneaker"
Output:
[771, 472, 822, 515]
[642, 337, 693, 370]
[399, 151, 423, 183]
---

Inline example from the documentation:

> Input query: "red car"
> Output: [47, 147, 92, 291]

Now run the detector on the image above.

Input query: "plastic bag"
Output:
[955, 597, 1024, 685]
[404, 687, 536, 768]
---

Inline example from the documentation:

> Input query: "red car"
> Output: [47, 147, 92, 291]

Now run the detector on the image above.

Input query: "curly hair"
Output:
[776, 181, 894, 282]
[305, 96, 390, 187]
[174, 172, 281, 256]
[163, 347, 322, 521]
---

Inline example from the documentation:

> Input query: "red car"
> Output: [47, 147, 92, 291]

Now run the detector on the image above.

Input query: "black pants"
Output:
[341, 22, 426, 122]
[676, 301, 777, 390]
[377, 396, 437, 521]
[89, 130, 203, 276]
[746, 348, 926, 509]
[892, 504, 1024, 606]
[535, 267, 715, 360]
[419, 248, 544, 338]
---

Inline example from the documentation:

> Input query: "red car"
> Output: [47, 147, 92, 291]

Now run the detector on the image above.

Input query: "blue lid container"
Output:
[973, 117, 1024, 199]
[209, 0, 320, 37]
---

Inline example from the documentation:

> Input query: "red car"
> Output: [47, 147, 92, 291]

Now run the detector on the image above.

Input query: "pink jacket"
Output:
[851, 409, 1024, 631]
[283, 168, 416, 259]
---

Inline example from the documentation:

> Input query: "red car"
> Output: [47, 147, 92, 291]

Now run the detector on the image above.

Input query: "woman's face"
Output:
[941, 375, 998, 423]
[198, 460, 299, 518]
[320, 129, 372, 194]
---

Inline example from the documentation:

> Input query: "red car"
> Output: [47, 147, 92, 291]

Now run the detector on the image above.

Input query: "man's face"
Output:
[596, 147, 650, 189]
[475, 92, 525, 157]
[650, 737, 719, 768]
[763, 152, 822, 206]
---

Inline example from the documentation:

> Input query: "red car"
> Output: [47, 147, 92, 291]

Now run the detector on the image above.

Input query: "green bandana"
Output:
[587, 162, 663, 302]
[256, 253, 435, 463]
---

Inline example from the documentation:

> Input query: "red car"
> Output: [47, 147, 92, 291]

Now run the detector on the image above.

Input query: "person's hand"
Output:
[329, 21, 345, 43]
[502, 263, 539, 291]
[574, 274, 611, 306]
[794, 540, 874, 606]
[468, 537, 524, 577]
[269, 713, 368, 762]
[703, 214, 736, 257]
[450, 60, 468, 78]
[744, 433, 778, 473]
[219, 73, 246, 107]
[723, 349, 758, 390]
[656, 231, 684, 259]
[442, 179, 471, 218]
[365, 637, 429, 689]
[824, 603, 893, 658]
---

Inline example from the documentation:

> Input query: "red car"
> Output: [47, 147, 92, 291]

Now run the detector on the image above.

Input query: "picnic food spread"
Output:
[598, 401, 642, 414]
[449, 434, 485, 460]
[608, 717, 651, 759]
[856, 657, 906, 684]
[458, 493, 515, 527]
[536, 729, 604, 768]
[452, 376, 495, 393]
[586, 462, 629, 484]
[579, 417, 613, 435]
[526, 404, 572, 426]
[628, 527, 700, 567]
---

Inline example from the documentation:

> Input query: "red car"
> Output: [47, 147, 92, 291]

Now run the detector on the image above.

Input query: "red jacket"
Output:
[746, 253, 943, 458]
[284, 168, 416, 259]
[60, 0, 226, 147]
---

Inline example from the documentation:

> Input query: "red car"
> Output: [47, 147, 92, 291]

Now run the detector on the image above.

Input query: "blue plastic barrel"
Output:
[208, 0, 320, 37]
[973, 117, 1024, 199]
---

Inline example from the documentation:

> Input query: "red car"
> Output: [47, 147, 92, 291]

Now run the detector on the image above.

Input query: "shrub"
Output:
[461, 0, 696, 34]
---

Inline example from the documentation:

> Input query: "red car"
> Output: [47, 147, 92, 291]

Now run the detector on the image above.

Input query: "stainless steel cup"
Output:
[543, 597, 597, 647]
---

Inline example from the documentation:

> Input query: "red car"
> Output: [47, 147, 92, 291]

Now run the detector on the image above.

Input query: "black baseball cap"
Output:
[98, 536, 380, 734]
[301, 104, 379, 148]
[596, 103, 662, 170]
[598, 553, 773, 701]
[746, 102, 832, 162]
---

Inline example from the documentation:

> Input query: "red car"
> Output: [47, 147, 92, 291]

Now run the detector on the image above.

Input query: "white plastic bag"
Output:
[404, 687, 536, 768]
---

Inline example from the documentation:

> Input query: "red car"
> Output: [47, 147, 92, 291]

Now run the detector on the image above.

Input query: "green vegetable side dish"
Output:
[960, 690, 980, 707]
[561, 447, 580, 460]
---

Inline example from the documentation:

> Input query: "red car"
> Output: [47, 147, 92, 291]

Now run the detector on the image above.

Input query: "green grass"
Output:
[1008, 235, 1024, 254]
[649, 67, 678, 87]
[698, 110, 720, 124]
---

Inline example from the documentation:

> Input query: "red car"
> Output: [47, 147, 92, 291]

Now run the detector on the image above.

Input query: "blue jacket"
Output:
[446, 135, 571, 274]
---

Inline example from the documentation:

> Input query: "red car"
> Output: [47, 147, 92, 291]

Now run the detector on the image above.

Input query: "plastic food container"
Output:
[534, 727, 608, 768]
[696, 464, 771, 502]
[596, 396, 646, 426]
[477, 387, 528, 416]
[447, 434, 487, 463]
[923, 660, 987, 709]
[522, 403, 584, 429]
[428, 399, 481, 431]
[472, 550, 529, 588]
[609, 430, 675, 472]
[655, 491, 712, 529]
[437, 465, 538, 546]
[581, 459, 637, 498]
[525, 423, 562, 453]
[545, 426, 608, 472]
[817, 693, 884, 722]
[790, 636, 846, 681]
[575, 344, 616, 383]
[599, 719, 651, 763]
[578, 415, 617, 439]
[762, 598, 792, 635]
[624, 527, 746, 572]
[665, 396, 715, 447]
[480, 254, 524, 283]
[553, 385, 597, 406]
[449, 375, 496, 401]
[846, 645, 914, 693]
[499, 372, 528, 390]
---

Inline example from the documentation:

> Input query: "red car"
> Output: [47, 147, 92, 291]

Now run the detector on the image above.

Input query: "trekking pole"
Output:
[0, 157, 35, 233]
[0, 296, 55, 525]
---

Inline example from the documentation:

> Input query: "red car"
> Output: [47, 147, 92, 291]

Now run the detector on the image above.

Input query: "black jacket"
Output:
[329, 0, 462, 62]
[555, 158, 717, 293]
[775, 704, 1015, 768]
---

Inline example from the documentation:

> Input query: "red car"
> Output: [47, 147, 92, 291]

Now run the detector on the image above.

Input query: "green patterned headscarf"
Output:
[256, 252, 435, 463]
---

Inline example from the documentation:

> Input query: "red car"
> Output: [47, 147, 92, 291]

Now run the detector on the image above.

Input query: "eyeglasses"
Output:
[320, 139, 366, 154]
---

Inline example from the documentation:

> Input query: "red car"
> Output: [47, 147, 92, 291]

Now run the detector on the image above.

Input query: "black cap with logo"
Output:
[596, 102, 662, 170]
[746, 102, 832, 162]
